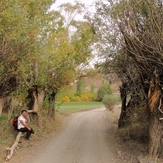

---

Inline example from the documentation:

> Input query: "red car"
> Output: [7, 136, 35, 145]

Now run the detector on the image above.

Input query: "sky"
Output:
[51, 0, 96, 11]
[50, 0, 96, 22]
[53, 0, 95, 7]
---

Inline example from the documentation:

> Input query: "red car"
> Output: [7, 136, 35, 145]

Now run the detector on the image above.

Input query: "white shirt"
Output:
[17, 115, 26, 129]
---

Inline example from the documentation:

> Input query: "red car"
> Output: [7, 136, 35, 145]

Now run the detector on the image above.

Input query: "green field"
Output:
[55, 102, 104, 115]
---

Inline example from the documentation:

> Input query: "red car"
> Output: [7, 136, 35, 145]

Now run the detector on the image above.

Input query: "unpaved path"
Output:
[15, 107, 120, 163]
[7, 107, 163, 163]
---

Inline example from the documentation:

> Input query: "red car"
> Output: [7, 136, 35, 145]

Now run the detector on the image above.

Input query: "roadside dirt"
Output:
[4, 107, 163, 163]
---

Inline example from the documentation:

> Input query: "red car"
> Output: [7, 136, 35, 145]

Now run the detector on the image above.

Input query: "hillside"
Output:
[72, 72, 121, 94]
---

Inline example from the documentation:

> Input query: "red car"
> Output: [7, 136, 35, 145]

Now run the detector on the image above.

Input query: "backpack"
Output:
[12, 116, 19, 130]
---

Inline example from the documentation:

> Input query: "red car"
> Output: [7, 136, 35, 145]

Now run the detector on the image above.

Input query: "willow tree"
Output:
[43, 15, 97, 119]
[0, 0, 53, 116]
[0, 0, 22, 115]
[0, 0, 55, 119]
[26, 2, 96, 121]
[88, 0, 163, 157]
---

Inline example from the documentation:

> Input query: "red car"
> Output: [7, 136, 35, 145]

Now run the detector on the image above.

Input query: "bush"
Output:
[73, 96, 82, 102]
[97, 83, 112, 101]
[81, 92, 97, 102]
[61, 96, 70, 102]
[102, 94, 120, 110]
[81, 95, 89, 101]
[56, 88, 75, 101]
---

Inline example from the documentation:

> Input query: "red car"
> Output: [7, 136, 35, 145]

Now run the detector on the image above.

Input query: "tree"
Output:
[0, 0, 55, 120]
[0, 0, 29, 97]
[58, 2, 84, 29]
[0, 0, 54, 117]
[87, 0, 163, 157]
[27, 2, 96, 121]
[76, 79, 86, 96]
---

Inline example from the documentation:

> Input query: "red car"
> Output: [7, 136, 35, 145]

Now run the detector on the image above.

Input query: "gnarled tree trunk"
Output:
[28, 87, 46, 127]
[148, 77, 163, 157]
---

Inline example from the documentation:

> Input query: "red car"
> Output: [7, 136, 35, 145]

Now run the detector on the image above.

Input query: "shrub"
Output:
[81, 95, 89, 101]
[102, 94, 120, 110]
[61, 96, 70, 102]
[73, 96, 82, 102]
[81, 92, 97, 102]
[56, 88, 75, 101]
[97, 83, 112, 101]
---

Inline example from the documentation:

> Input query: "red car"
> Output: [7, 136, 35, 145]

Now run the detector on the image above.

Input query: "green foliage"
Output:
[0, 0, 54, 96]
[97, 82, 112, 101]
[57, 88, 75, 101]
[71, 21, 97, 66]
[0, 1, 96, 99]
[102, 94, 120, 110]
[42, 96, 56, 111]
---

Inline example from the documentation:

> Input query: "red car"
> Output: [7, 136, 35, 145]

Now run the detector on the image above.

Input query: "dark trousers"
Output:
[18, 127, 33, 140]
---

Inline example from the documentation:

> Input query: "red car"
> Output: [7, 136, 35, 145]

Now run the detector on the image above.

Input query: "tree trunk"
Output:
[118, 83, 127, 128]
[48, 92, 56, 120]
[51, 102, 56, 120]
[149, 111, 163, 157]
[28, 88, 46, 127]
[148, 77, 163, 157]
[118, 95, 127, 128]
[0, 98, 3, 117]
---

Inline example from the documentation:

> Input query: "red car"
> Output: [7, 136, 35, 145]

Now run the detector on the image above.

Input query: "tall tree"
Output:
[0, 0, 54, 119]
[87, 0, 163, 157]
[26, 2, 96, 121]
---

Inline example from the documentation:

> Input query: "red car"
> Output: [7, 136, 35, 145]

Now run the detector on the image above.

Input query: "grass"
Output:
[56, 101, 104, 115]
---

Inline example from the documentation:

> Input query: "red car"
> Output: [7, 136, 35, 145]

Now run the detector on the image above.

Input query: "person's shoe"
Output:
[26, 138, 30, 141]
[31, 129, 34, 134]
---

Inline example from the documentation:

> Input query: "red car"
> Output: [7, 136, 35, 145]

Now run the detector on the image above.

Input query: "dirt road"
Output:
[4, 107, 163, 163]
[20, 107, 119, 163]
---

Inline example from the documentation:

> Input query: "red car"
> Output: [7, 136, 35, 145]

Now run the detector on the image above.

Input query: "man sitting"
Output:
[17, 110, 34, 140]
